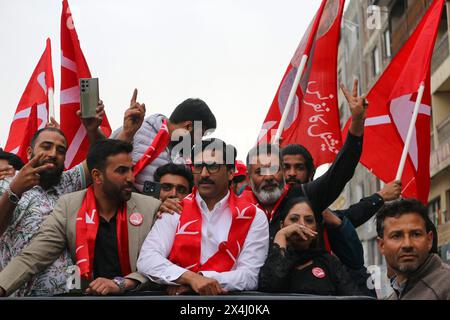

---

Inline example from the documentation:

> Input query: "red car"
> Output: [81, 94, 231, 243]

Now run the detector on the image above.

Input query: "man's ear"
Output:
[377, 236, 385, 255]
[182, 120, 193, 132]
[426, 231, 433, 252]
[26, 147, 33, 161]
[91, 169, 103, 185]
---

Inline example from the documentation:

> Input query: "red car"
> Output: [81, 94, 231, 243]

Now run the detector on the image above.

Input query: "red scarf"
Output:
[133, 119, 170, 177]
[168, 189, 257, 273]
[75, 187, 132, 280]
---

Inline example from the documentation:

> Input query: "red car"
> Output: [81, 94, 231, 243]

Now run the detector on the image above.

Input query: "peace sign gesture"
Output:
[8, 153, 55, 197]
[340, 79, 367, 136]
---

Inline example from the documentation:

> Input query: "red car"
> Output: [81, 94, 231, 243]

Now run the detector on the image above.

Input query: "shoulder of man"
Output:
[419, 254, 450, 297]
[57, 189, 88, 214]
[130, 193, 161, 214]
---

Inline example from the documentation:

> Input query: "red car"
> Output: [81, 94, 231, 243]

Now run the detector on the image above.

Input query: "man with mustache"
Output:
[137, 138, 269, 295]
[376, 198, 450, 300]
[0, 103, 107, 296]
[0, 139, 161, 297]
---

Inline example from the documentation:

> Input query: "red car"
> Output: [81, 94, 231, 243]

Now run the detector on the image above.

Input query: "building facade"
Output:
[337, 0, 450, 297]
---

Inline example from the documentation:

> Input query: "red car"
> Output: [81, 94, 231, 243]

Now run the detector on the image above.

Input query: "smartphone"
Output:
[143, 181, 161, 199]
[80, 78, 99, 118]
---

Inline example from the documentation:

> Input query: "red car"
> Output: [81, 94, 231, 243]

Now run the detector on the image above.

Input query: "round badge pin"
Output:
[312, 267, 326, 279]
[129, 212, 143, 226]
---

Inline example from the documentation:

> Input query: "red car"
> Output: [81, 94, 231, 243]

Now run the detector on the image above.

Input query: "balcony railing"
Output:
[432, 32, 450, 73]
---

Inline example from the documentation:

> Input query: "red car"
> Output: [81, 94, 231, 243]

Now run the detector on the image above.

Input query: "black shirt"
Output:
[258, 244, 362, 296]
[93, 216, 122, 279]
[268, 132, 363, 242]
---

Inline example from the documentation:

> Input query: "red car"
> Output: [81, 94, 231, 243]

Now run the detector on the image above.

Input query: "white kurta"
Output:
[137, 191, 269, 291]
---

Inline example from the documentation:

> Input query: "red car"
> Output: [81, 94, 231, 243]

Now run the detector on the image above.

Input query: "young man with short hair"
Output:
[153, 163, 193, 202]
[112, 91, 217, 192]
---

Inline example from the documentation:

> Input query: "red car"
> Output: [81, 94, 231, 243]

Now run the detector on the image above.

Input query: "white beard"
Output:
[250, 178, 284, 205]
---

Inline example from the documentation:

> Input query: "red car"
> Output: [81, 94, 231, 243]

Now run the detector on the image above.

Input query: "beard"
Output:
[31, 154, 64, 189]
[250, 178, 284, 205]
[102, 176, 133, 204]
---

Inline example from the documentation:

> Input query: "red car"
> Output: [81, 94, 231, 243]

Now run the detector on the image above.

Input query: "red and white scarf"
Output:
[133, 119, 170, 177]
[168, 188, 257, 273]
[75, 187, 132, 280]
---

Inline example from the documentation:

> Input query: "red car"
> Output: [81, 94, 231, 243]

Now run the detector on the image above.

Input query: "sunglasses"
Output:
[191, 162, 223, 174]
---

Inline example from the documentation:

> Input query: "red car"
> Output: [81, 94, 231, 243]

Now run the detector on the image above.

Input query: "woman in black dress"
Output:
[258, 196, 364, 296]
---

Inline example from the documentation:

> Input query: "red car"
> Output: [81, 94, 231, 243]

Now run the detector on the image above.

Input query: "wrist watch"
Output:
[113, 277, 127, 293]
[5, 186, 20, 205]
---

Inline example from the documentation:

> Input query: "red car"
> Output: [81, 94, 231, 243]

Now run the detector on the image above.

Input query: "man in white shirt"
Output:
[137, 138, 269, 295]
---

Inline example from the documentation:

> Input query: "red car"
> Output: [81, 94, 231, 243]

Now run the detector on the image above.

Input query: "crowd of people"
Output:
[0, 80, 449, 300]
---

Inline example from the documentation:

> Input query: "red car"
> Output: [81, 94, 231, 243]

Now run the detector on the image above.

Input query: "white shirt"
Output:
[137, 191, 269, 291]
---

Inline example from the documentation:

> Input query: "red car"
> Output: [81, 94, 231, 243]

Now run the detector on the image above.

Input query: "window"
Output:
[384, 29, 391, 58]
[372, 46, 381, 75]
[427, 197, 441, 226]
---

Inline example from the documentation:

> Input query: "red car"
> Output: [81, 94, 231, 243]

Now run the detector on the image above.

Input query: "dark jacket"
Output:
[269, 132, 363, 242]
[388, 254, 450, 300]
[258, 244, 363, 296]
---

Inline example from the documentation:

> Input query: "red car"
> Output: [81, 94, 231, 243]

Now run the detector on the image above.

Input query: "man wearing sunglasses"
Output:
[137, 138, 269, 295]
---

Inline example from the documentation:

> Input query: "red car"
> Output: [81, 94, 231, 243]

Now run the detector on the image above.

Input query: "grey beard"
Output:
[250, 179, 284, 205]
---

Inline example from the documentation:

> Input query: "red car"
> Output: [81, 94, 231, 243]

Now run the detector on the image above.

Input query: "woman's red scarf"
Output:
[168, 189, 257, 272]
[75, 187, 132, 280]
[133, 119, 170, 177]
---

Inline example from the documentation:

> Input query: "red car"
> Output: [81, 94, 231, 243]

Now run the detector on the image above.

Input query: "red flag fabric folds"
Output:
[257, 0, 345, 168]
[60, 0, 111, 169]
[343, 0, 445, 203]
[4, 39, 54, 163]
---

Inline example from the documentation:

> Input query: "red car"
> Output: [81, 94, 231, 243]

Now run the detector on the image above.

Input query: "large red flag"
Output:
[343, 0, 445, 204]
[4, 39, 54, 163]
[60, 0, 111, 169]
[257, 0, 345, 168]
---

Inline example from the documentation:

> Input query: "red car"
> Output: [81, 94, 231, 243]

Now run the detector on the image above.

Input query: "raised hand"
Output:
[340, 79, 367, 136]
[77, 100, 106, 133]
[123, 89, 146, 138]
[378, 180, 402, 201]
[8, 153, 54, 197]
[46, 116, 60, 129]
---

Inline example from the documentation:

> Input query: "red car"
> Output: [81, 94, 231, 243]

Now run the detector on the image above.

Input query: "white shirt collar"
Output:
[195, 190, 230, 214]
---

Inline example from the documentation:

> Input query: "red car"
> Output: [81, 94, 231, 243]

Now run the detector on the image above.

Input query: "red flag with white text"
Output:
[342, 0, 445, 203]
[4, 39, 54, 163]
[257, 0, 345, 168]
[60, 0, 111, 169]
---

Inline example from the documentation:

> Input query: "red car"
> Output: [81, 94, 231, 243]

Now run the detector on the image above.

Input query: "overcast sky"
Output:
[0, 0, 323, 161]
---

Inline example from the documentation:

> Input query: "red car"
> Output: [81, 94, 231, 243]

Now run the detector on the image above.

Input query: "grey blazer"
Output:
[0, 189, 161, 296]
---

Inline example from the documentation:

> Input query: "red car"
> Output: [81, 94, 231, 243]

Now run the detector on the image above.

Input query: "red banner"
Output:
[60, 0, 111, 169]
[4, 39, 54, 163]
[257, 0, 345, 168]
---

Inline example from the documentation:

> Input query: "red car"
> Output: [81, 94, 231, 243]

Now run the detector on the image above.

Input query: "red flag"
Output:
[60, 0, 111, 169]
[257, 0, 345, 168]
[343, 0, 445, 204]
[4, 39, 54, 163]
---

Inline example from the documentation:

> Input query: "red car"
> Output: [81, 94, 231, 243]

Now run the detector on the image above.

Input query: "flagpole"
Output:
[48, 87, 55, 120]
[395, 82, 425, 181]
[272, 54, 309, 145]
